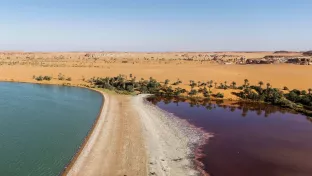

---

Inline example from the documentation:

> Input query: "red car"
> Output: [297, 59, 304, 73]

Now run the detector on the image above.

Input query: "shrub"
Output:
[188, 89, 198, 96]
[215, 92, 224, 98]
[66, 77, 72, 81]
[34, 75, 51, 81]
[43, 76, 52, 81]
[291, 89, 301, 95]
[126, 85, 134, 92]
[285, 91, 299, 102]
[35, 76, 43, 81]
[58, 73, 65, 80]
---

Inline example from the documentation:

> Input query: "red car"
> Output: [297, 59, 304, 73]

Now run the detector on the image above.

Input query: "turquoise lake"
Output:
[0, 82, 103, 176]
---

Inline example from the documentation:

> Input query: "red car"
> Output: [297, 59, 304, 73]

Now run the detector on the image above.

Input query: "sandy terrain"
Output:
[1, 52, 311, 95]
[64, 92, 208, 176]
[0, 51, 311, 175]
[1, 64, 312, 89]
[65, 93, 147, 176]
[1, 51, 311, 100]
[133, 94, 209, 176]
[1, 63, 312, 100]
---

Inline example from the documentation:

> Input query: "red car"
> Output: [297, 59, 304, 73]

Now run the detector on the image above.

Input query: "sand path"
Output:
[65, 93, 147, 176]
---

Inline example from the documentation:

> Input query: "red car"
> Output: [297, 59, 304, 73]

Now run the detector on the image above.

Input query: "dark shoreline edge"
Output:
[142, 95, 211, 176]
[147, 95, 312, 119]
[59, 88, 104, 176]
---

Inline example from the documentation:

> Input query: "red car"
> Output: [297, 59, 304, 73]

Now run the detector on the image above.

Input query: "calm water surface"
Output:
[148, 97, 312, 176]
[0, 82, 103, 176]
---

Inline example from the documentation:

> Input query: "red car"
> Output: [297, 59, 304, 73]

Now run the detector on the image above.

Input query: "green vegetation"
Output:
[57, 73, 71, 81]
[91, 75, 311, 118]
[215, 92, 224, 98]
[33, 73, 71, 82]
[31, 72, 312, 118]
[33, 75, 52, 81]
[234, 82, 312, 117]
[89, 75, 162, 95]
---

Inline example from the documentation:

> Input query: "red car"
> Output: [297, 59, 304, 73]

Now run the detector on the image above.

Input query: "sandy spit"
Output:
[64, 93, 147, 176]
[64, 92, 211, 176]
[133, 94, 212, 176]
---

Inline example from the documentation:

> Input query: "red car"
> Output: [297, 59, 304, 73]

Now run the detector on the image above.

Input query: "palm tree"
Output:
[189, 80, 196, 89]
[174, 87, 183, 96]
[220, 83, 224, 89]
[214, 82, 217, 88]
[176, 79, 182, 85]
[209, 80, 213, 85]
[308, 88, 312, 95]
[164, 79, 170, 86]
[266, 83, 271, 89]
[224, 81, 227, 88]
[202, 87, 210, 97]
[244, 79, 249, 87]
[188, 89, 198, 97]
[231, 81, 236, 89]
[258, 81, 264, 88]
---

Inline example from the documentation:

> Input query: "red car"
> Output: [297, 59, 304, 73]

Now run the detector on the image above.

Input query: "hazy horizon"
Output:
[0, 50, 309, 53]
[1, 0, 312, 52]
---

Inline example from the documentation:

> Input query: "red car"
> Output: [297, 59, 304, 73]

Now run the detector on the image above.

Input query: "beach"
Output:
[64, 93, 147, 176]
[62, 92, 208, 176]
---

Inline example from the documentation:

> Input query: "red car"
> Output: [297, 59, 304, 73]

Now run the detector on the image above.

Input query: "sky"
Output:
[0, 0, 311, 52]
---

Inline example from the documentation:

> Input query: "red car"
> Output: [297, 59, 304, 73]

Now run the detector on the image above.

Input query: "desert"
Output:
[1, 51, 312, 175]
[1, 51, 311, 91]
[2, 0, 312, 175]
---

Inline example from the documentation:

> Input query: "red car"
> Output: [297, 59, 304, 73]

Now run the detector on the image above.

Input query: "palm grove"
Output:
[33, 73, 312, 117]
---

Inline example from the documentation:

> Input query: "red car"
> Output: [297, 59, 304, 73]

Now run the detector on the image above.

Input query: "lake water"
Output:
[148, 97, 312, 176]
[0, 82, 103, 176]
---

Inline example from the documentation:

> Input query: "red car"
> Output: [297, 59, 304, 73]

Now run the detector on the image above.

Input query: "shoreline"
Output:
[2, 80, 213, 175]
[134, 94, 213, 175]
[0, 80, 110, 175]
[0, 80, 109, 175]
[60, 89, 106, 175]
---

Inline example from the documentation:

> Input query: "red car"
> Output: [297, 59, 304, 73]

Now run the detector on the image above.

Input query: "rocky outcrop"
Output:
[274, 50, 291, 54]
[303, 51, 312, 56]
[286, 57, 311, 65]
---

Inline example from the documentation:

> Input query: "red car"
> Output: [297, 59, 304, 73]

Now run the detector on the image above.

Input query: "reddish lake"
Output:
[148, 97, 312, 176]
